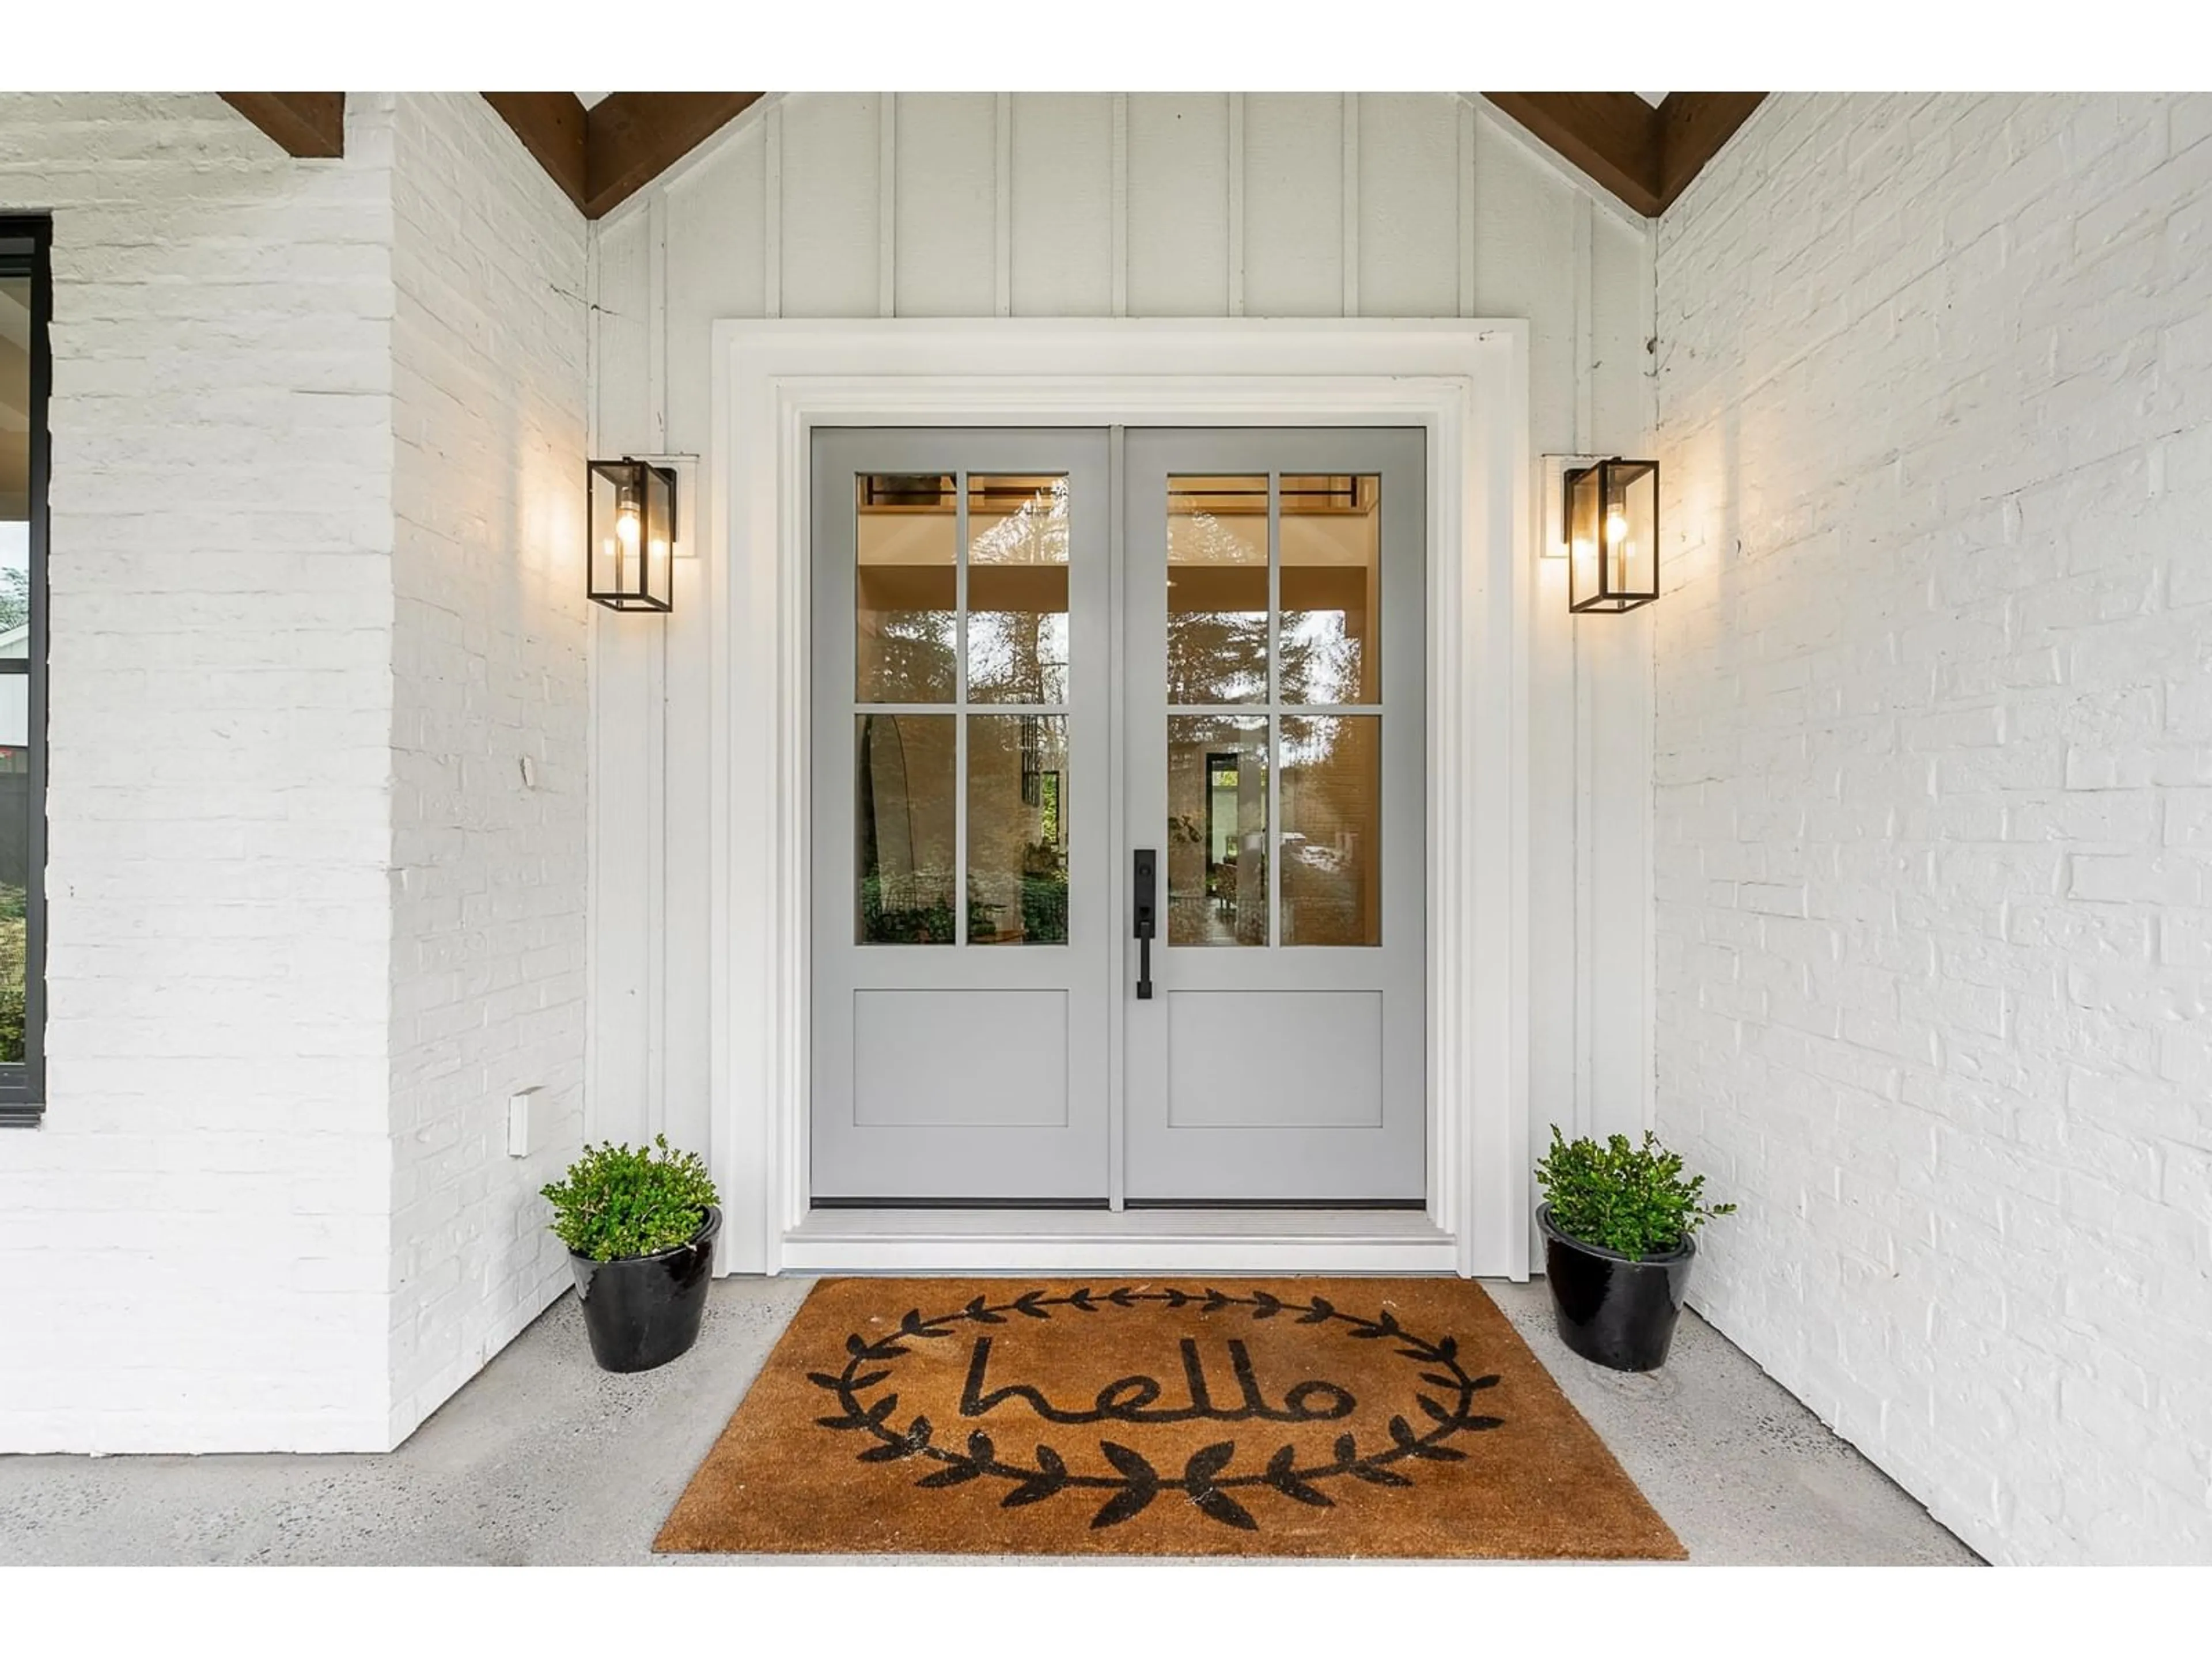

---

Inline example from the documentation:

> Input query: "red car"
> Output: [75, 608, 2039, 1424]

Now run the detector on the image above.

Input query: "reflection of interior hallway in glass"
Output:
[1194, 751, 1260, 945]
[1166, 715, 1267, 946]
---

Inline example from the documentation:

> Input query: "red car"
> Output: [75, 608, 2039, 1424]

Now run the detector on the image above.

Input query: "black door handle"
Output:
[1132, 849, 1157, 1000]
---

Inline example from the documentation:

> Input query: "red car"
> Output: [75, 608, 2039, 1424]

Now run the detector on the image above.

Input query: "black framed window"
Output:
[1, 217, 49, 1122]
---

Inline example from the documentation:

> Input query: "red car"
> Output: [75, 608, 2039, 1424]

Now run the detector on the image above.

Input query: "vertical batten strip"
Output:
[647, 553, 669, 1140]
[1573, 195, 1594, 450]
[1570, 189, 1595, 1141]
[1110, 93, 1128, 319]
[1227, 93, 1246, 317]
[1638, 217, 1660, 1132]
[582, 219, 603, 1143]
[645, 188, 671, 1140]
[763, 103, 783, 319]
[878, 94, 897, 318]
[995, 93, 1014, 318]
[1341, 93, 1361, 317]
[647, 191, 668, 451]
[1457, 97, 1478, 317]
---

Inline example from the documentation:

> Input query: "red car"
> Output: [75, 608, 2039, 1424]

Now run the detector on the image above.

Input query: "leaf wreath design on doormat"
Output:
[804, 1285, 1505, 1532]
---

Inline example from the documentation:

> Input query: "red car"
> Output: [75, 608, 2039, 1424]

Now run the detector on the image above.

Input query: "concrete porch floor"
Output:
[0, 1278, 1979, 1566]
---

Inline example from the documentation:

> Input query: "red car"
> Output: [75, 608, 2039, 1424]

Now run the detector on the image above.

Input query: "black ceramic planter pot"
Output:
[570, 1206, 722, 1373]
[1539, 1203, 1695, 1372]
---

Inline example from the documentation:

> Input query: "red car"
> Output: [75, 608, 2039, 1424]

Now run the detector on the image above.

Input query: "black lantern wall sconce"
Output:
[588, 458, 677, 612]
[1562, 457, 1658, 613]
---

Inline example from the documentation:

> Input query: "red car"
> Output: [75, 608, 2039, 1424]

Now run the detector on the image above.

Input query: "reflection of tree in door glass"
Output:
[968, 476, 1070, 704]
[855, 714, 957, 943]
[1282, 714, 1380, 947]
[969, 714, 1069, 945]
[1167, 478, 1267, 706]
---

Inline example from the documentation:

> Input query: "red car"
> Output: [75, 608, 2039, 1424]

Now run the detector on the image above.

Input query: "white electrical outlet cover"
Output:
[507, 1088, 539, 1157]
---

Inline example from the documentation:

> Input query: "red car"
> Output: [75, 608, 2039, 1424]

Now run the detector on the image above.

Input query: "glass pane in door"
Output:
[967, 475, 1069, 703]
[1281, 714, 1380, 946]
[1167, 475, 1268, 704]
[855, 713, 956, 943]
[855, 474, 957, 702]
[1167, 714, 1268, 946]
[968, 714, 1069, 944]
[1281, 475, 1380, 706]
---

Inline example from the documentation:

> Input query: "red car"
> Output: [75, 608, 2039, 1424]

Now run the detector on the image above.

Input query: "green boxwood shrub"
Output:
[1535, 1126, 1735, 1259]
[540, 1135, 719, 1262]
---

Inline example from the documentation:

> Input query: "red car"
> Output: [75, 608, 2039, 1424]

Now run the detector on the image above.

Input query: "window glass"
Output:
[0, 247, 36, 1073]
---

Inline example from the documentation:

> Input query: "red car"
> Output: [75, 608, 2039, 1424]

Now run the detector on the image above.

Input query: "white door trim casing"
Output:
[707, 319, 1532, 1278]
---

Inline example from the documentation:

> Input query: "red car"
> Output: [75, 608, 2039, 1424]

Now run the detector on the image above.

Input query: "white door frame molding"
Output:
[707, 318, 1532, 1278]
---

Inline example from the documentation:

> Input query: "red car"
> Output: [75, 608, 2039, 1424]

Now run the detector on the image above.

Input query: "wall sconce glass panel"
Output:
[588, 459, 677, 612]
[1565, 458, 1658, 613]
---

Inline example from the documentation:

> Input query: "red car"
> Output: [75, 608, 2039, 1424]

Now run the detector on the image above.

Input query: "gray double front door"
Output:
[810, 427, 1426, 1206]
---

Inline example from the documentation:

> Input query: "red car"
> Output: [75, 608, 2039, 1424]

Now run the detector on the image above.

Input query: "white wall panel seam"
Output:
[878, 94, 897, 319]
[995, 93, 1013, 319]
[1228, 93, 1247, 317]
[1342, 93, 1360, 317]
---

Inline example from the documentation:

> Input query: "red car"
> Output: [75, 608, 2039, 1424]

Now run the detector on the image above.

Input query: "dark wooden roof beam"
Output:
[484, 92, 766, 219]
[1653, 93, 1768, 207]
[1480, 92, 1767, 217]
[482, 93, 590, 214]
[218, 93, 346, 158]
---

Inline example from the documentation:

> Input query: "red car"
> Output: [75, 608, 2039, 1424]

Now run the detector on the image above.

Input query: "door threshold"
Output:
[774, 1206, 1461, 1277]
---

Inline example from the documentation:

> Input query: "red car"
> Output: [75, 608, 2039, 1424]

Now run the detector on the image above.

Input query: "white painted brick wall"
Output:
[1656, 92, 2212, 1565]
[0, 92, 400, 1451]
[0, 92, 591, 1453]
[385, 92, 588, 1444]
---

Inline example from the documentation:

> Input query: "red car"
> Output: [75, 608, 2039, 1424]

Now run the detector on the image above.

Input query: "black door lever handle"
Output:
[1132, 849, 1157, 1000]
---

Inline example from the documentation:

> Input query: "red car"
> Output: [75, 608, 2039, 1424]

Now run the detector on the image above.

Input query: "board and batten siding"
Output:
[586, 92, 1658, 1192]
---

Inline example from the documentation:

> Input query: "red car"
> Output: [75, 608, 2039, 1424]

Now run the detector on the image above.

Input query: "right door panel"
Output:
[1123, 429, 1427, 1203]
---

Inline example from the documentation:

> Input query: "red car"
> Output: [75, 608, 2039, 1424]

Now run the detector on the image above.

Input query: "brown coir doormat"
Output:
[656, 1278, 1683, 1559]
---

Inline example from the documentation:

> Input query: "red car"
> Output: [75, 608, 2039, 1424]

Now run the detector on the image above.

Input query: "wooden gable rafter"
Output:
[218, 92, 346, 158]
[483, 92, 766, 219]
[214, 92, 1761, 225]
[1481, 92, 1767, 217]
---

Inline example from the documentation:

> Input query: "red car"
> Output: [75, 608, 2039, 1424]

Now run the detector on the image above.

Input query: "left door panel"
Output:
[810, 430, 1111, 1202]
